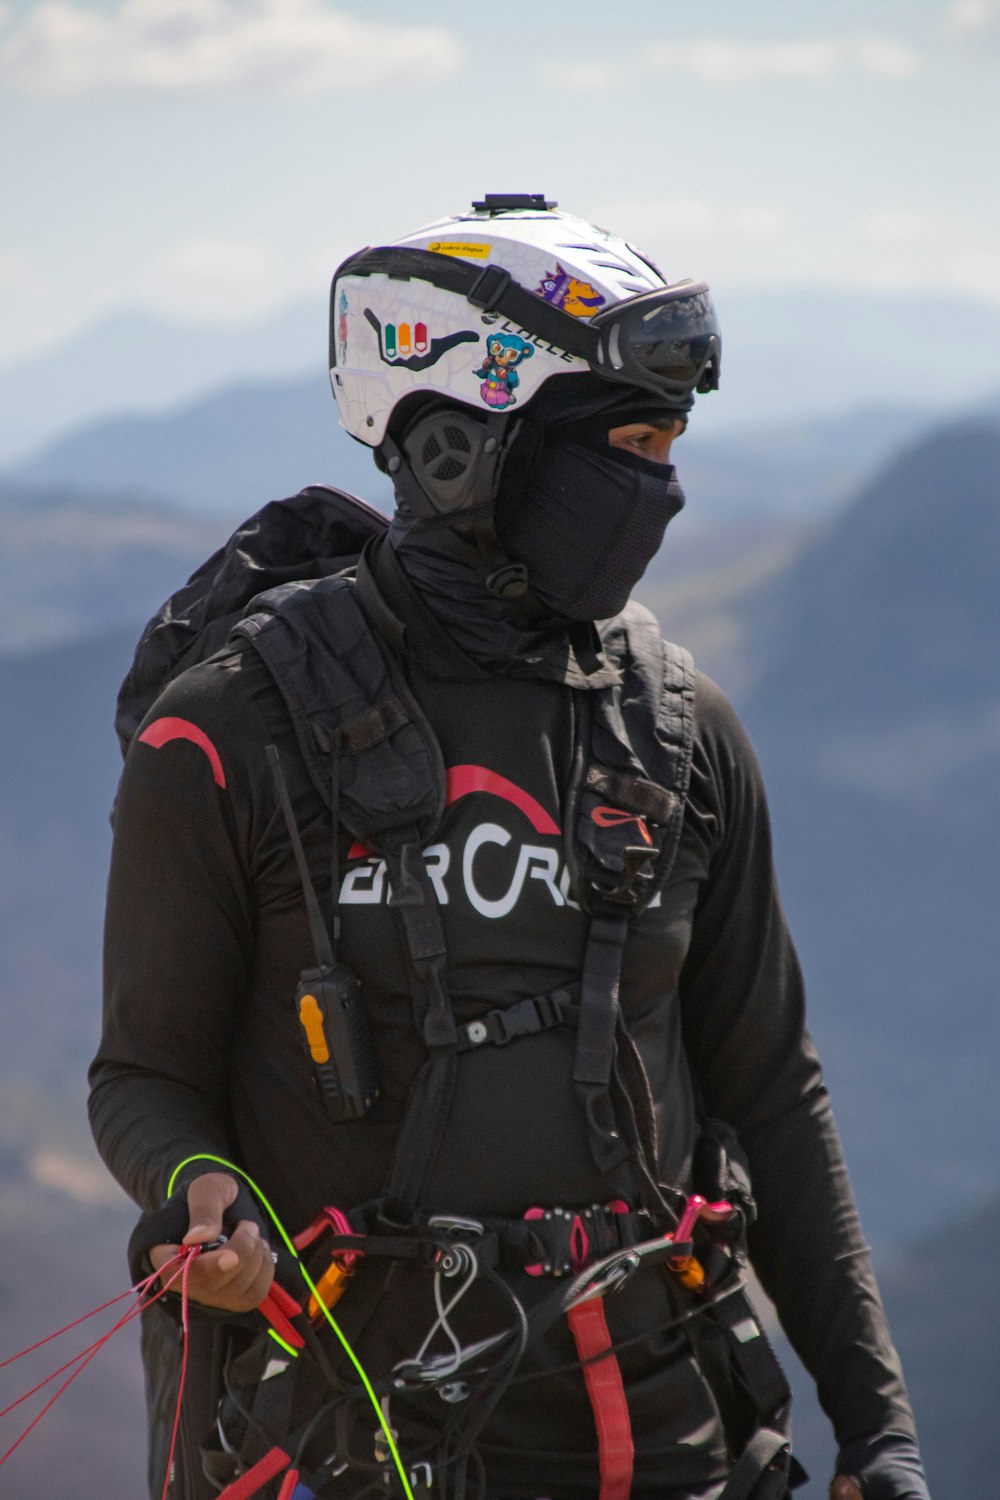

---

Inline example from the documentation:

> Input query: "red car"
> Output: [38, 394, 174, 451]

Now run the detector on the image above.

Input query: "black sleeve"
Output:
[89, 656, 264, 1212]
[679, 673, 917, 1449]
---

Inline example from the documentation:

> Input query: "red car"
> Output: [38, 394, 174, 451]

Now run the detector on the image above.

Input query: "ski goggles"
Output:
[588, 281, 721, 398]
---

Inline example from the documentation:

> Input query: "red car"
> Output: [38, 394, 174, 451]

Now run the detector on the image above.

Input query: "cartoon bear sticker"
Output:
[474, 332, 534, 409]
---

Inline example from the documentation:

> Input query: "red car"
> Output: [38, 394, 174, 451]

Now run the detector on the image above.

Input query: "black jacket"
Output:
[91, 535, 915, 1496]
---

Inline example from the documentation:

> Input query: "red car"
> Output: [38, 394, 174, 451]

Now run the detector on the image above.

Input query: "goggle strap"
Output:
[335, 246, 598, 364]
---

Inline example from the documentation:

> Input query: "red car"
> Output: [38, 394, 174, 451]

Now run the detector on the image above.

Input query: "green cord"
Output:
[167, 1152, 415, 1500]
[267, 1329, 299, 1359]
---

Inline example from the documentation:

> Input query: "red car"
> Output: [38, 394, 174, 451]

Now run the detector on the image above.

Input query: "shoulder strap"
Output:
[234, 563, 458, 1219]
[570, 603, 696, 915]
[569, 604, 697, 1189]
[234, 570, 445, 854]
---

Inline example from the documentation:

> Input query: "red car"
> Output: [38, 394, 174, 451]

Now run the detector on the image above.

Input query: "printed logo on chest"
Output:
[341, 764, 661, 919]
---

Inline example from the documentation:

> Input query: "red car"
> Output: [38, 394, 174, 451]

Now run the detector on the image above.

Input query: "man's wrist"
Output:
[836, 1431, 930, 1500]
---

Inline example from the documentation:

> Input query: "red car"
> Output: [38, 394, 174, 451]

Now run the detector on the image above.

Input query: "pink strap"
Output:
[567, 1298, 634, 1500]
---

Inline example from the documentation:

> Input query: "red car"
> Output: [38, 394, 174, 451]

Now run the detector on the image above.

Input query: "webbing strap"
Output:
[382, 839, 460, 1218]
[216, 1445, 291, 1500]
[566, 1298, 634, 1500]
[456, 988, 577, 1051]
[710, 1292, 790, 1421]
[385, 841, 455, 1051]
[573, 908, 631, 1172]
[717, 1427, 791, 1500]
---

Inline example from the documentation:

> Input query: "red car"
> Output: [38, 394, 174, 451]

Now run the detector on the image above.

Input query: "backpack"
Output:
[120, 487, 799, 1500]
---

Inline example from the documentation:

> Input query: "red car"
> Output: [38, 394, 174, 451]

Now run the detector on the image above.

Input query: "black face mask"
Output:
[496, 436, 685, 621]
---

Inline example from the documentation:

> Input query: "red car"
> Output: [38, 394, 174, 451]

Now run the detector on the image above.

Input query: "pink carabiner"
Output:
[292, 1206, 361, 1269]
[668, 1194, 734, 1253]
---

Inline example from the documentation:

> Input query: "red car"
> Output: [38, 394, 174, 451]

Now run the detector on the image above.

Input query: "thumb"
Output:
[182, 1171, 240, 1245]
[831, 1478, 865, 1500]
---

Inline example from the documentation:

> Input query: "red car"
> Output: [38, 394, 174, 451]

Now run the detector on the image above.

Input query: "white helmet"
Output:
[329, 193, 721, 448]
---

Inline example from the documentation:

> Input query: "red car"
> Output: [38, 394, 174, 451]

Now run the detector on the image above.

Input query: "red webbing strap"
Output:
[216, 1446, 291, 1499]
[567, 1297, 634, 1500]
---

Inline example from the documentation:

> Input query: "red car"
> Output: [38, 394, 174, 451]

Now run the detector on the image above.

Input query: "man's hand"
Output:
[834, 1433, 931, 1499]
[148, 1170, 275, 1312]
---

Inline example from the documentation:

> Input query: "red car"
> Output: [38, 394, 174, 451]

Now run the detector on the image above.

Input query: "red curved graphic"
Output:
[446, 765, 560, 835]
[346, 763, 559, 860]
[138, 717, 227, 789]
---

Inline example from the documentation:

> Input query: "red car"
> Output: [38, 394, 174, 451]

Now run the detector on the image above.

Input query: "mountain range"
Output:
[738, 418, 1000, 1240]
[5, 372, 935, 528]
[3, 286, 998, 466]
[0, 303, 320, 467]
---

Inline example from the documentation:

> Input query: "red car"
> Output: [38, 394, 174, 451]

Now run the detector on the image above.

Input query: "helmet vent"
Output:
[443, 424, 472, 452]
[422, 434, 443, 463]
[433, 455, 467, 482]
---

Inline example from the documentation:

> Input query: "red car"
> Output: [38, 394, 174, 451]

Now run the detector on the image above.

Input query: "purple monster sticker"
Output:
[534, 265, 606, 318]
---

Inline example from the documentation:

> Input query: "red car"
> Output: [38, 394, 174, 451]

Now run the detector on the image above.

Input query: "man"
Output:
[91, 195, 930, 1499]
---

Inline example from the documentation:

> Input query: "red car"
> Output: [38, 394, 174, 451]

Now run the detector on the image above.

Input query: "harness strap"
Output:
[566, 1298, 633, 1500]
[382, 838, 460, 1220]
[334, 1204, 652, 1278]
[708, 1294, 790, 1423]
[717, 1427, 791, 1500]
[573, 906, 631, 1173]
[456, 989, 577, 1051]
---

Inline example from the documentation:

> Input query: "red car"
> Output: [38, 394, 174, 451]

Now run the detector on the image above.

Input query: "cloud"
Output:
[0, 252, 47, 299]
[548, 34, 921, 89]
[0, 0, 463, 94]
[950, 0, 999, 33]
[596, 198, 789, 242]
[590, 199, 791, 283]
[854, 35, 922, 77]
[545, 60, 618, 90]
[863, 210, 938, 244]
[140, 237, 283, 319]
[949, 0, 1000, 45]
[733, 204, 789, 239]
[647, 39, 842, 84]
[950, 247, 1000, 300]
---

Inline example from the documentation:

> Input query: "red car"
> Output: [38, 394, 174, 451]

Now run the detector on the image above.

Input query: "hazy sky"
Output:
[1, 0, 998, 366]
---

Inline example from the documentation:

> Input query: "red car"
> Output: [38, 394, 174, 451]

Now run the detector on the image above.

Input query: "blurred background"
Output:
[1, 1, 998, 1494]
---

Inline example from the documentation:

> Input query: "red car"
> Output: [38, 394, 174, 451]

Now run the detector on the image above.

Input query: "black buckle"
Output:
[468, 264, 513, 311]
[604, 846, 657, 905]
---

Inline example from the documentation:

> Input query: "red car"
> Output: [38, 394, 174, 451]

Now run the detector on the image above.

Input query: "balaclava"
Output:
[494, 390, 686, 622]
[388, 375, 687, 672]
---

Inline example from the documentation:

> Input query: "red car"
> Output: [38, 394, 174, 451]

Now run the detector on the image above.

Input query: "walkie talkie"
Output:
[266, 744, 380, 1122]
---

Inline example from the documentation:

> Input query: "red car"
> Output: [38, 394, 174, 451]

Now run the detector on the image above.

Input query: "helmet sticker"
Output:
[534, 264, 606, 318]
[474, 333, 534, 410]
[427, 239, 492, 259]
[363, 308, 479, 372]
[337, 289, 349, 364]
